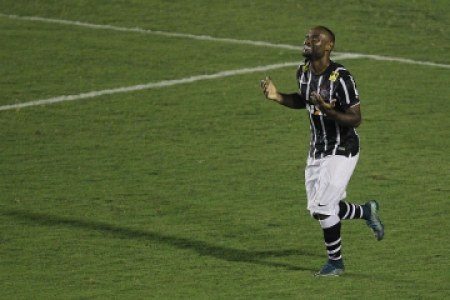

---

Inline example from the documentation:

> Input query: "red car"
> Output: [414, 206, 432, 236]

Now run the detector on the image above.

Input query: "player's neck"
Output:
[310, 58, 331, 75]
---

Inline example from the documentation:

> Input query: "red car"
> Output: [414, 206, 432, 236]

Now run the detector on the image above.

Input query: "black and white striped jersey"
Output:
[295, 60, 360, 159]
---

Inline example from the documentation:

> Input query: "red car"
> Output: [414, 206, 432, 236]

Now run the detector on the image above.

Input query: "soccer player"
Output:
[260, 26, 384, 276]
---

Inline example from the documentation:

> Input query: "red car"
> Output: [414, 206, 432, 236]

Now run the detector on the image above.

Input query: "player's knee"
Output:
[312, 213, 330, 220]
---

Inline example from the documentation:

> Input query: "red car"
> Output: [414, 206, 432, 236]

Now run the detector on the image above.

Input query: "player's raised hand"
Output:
[311, 91, 336, 112]
[260, 76, 280, 102]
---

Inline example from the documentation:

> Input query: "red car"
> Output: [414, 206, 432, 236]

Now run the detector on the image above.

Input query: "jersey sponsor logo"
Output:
[306, 103, 323, 116]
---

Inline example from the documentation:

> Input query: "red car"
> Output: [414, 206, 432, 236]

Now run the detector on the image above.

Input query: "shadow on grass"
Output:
[3, 209, 318, 272]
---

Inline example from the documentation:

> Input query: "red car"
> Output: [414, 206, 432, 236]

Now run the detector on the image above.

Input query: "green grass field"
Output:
[0, 1, 449, 299]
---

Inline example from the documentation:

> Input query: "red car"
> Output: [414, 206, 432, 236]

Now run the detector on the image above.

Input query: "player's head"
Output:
[316, 26, 335, 44]
[302, 26, 335, 60]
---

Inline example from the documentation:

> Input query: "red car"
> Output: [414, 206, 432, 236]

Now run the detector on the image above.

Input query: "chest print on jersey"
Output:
[306, 103, 323, 116]
[313, 108, 323, 116]
[318, 85, 331, 101]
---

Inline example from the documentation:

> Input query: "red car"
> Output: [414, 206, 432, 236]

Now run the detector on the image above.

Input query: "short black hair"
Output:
[317, 26, 335, 43]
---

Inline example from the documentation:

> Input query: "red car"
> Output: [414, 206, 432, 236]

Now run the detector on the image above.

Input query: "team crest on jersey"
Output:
[319, 85, 331, 101]
[303, 62, 309, 72]
[329, 70, 339, 82]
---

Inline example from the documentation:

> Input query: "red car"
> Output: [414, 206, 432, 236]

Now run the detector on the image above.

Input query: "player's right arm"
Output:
[260, 77, 305, 109]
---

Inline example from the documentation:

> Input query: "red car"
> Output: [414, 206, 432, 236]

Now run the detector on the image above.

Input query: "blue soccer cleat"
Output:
[314, 260, 345, 277]
[365, 200, 385, 241]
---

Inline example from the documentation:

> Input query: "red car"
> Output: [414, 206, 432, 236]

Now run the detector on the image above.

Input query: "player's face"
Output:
[302, 28, 332, 59]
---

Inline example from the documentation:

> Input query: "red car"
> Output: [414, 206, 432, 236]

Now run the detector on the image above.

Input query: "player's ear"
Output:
[326, 41, 334, 52]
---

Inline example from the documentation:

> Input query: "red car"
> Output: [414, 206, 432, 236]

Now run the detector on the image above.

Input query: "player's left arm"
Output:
[311, 92, 361, 127]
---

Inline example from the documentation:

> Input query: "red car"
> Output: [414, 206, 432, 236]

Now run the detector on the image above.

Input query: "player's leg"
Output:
[314, 214, 345, 276]
[337, 200, 371, 220]
[337, 199, 384, 240]
[305, 155, 356, 276]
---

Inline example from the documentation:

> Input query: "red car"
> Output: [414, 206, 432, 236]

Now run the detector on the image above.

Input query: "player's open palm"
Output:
[260, 77, 279, 101]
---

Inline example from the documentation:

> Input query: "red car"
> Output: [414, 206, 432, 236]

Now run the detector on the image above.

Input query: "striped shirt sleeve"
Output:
[335, 71, 360, 109]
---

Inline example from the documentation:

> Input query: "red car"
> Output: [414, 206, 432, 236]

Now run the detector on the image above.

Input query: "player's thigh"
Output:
[306, 154, 359, 215]
[321, 154, 359, 189]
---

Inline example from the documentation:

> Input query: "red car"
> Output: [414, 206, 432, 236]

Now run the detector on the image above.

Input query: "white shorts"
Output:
[305, 154, 359, 216]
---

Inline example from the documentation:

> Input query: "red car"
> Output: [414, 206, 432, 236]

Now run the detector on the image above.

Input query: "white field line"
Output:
[0, 54, 354, 111]
[0, 13, 449, 111]
[1, 13, 450, 69]
[0, 13, 303, 51]
[350, 53, 450, 69]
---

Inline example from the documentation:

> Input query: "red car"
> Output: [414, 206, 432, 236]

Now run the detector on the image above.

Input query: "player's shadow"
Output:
[3, 209, 319, 272]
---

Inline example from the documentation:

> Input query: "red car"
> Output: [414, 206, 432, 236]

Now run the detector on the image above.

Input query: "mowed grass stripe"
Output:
[1, 12, 449, 70]
[0, 55, 357, 111]
[1, 3, 449, 299]
[1, 13, 449, 112]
